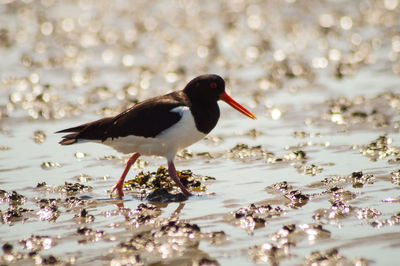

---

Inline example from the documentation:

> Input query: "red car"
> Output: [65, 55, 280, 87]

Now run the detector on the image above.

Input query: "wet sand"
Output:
[1, 0, 400, 265]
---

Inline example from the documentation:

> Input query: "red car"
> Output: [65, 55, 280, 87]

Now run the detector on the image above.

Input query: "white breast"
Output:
[101, 106, 206, 161]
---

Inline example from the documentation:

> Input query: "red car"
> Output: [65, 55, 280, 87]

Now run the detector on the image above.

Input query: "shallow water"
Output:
[1, 0, 400, 265]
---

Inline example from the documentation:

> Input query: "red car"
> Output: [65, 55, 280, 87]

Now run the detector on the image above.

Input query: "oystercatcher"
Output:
[56, 74, 256, 197]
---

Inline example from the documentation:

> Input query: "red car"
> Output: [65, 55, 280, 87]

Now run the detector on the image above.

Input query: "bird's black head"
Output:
[183, 74, 225, 102]
[183, 74, 257, 120]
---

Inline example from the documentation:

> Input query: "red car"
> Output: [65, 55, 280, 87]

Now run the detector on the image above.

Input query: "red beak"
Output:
[219, 92, 257, 120]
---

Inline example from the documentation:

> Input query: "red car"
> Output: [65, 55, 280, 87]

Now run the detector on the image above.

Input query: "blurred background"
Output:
[1, 0, 399, 121]
[1, 0, 400, 265]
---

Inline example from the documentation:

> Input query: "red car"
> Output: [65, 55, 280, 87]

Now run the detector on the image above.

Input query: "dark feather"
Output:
[56, 91, 190, 144]
[59, 134, 78, 145]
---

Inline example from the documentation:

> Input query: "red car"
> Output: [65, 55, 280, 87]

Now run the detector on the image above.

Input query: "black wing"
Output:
[56, 91, 189, 145]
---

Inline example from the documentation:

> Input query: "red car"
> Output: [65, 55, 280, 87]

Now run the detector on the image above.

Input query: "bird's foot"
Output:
[181, 188, 194, 197]
[190, 191, 216, 197]
[110, 183, 124, 198]
[200, 192, 216, 196]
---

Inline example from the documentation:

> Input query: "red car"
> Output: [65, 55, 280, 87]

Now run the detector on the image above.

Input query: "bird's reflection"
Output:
[114, 200, 186, 222]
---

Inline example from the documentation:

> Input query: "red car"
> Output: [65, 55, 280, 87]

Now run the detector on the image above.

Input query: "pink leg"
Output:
[167, 160, 194, 196]
[111, 152, 140, 198]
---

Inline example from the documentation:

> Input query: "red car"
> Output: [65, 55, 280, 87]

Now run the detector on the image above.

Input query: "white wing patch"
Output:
[170, 106, 187, 116]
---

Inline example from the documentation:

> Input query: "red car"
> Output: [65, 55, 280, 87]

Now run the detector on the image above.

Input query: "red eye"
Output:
[210, 82, 217, 88]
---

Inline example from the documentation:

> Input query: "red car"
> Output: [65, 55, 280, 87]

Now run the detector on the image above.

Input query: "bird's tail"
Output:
[55, 117, 114, 145]
[58, 133, 79, 145]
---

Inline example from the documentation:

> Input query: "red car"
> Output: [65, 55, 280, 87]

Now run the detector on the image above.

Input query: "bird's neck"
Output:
[189, 100, 220, 134]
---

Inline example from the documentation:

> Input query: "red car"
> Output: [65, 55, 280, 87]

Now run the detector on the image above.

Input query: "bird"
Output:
[56, 74, 256, 198]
